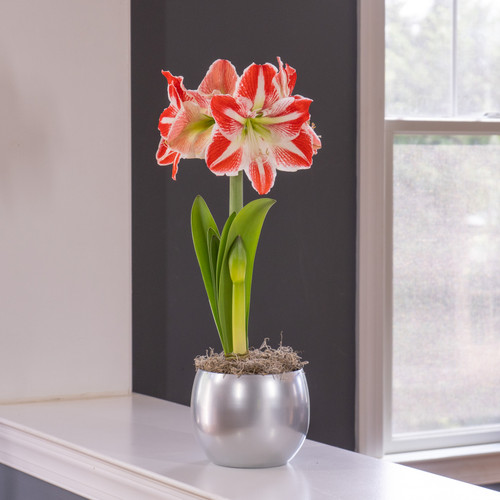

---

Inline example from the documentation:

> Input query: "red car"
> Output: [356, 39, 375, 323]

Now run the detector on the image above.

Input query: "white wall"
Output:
[0, 0, 131, 402]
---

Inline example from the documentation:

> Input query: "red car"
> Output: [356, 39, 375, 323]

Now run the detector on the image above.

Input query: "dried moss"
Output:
[194, 339, 308, 375]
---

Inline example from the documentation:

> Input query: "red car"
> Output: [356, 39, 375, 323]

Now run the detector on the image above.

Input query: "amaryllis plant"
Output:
[156, 58, 320, 357]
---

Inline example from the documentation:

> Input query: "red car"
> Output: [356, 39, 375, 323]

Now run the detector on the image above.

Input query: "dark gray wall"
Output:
[132, 0, 357, 450]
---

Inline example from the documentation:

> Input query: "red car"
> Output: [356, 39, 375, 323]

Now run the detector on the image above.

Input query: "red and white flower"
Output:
[206, 60, 320, 194]
[156, 58, 320, 192]
[156, 60, 238, 179]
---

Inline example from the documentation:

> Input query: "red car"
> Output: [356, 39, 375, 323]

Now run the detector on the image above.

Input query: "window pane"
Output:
[392, 134, 500, 435]
[457, 0, 500, 116]
[386, 0, 452, 117]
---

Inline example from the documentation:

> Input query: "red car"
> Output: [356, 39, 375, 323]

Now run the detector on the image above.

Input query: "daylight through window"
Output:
[386, 0, 500, 453]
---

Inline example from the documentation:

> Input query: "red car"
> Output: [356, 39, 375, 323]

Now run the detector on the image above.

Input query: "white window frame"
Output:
[357, 0, 500, 484]
[357, 0, 387, 460]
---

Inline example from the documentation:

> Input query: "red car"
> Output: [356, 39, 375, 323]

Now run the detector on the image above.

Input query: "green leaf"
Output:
[212, 212, 236, 354]
[207, 227, 219, 302]
[191, 196, 222, 338]
[216, 211, 236, 293]
[218, 198, 276, 355]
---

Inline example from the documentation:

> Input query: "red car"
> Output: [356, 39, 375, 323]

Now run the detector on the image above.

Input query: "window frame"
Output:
[357, 0, 500, 483]
[357, 0, 387, 460]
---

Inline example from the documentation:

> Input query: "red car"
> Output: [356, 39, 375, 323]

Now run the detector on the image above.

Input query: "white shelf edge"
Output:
[0, 419, 224, 500]
[0, 391, 132, 407]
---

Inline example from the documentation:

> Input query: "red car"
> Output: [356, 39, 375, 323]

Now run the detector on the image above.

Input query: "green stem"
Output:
[232, 281, 247, 355]
[229, 172, 243, 215]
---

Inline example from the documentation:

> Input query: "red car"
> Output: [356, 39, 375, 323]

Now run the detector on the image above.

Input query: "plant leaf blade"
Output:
[191, 196, 222, 338]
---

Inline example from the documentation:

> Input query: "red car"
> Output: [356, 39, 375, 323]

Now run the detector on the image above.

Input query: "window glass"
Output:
[456, 0, 500, 117]
[392, 134, 500, 435]
[386, 0, 500, 119]
[386, 0, 453, 117]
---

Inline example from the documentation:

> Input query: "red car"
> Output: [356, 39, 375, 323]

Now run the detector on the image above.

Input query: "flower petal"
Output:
[171, 153, 181, 179]
[272, 127, 314, 170]
[198, 59, 238, 96]
[256, 96, 311, 141]
[156, 138, 170, 163]
[305, 123, 322, 154]
[156, 139, 181, 179]
[236, 63, 279, 111]
[206, 129, 244, 174]
[274, 57, 297, 98]
[158, 105, 178, 138]
[210, 95, 249, 140]
[186, 89, 210, 109]
[167, 101, 215, 158]
[162, 71, 189, 108]
[245, 157, 276, 195]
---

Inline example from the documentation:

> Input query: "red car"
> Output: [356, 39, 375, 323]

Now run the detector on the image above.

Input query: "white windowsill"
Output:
[1, 394, 498, 500]
[386, 444, 500, 486]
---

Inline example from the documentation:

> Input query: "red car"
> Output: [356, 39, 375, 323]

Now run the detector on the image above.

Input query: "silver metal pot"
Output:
[191, 369, 310, 468]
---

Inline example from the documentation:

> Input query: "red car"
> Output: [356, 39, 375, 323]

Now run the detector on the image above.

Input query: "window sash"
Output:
[384, 119, 500, 454]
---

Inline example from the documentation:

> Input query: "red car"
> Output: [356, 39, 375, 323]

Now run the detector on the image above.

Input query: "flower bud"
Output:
[228, 237, 247, 284]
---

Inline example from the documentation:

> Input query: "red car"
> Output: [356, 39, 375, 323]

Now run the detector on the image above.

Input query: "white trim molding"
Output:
[356, 0, 387, 458]
[0, 414, 213, 500]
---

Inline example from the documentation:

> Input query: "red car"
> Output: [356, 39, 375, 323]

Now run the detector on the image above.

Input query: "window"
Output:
[388, 122, 500, 454]
[358, 0, 500, 476]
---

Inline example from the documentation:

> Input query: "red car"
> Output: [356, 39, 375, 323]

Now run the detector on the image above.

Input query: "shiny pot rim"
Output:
[194, 367, 306, 378]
